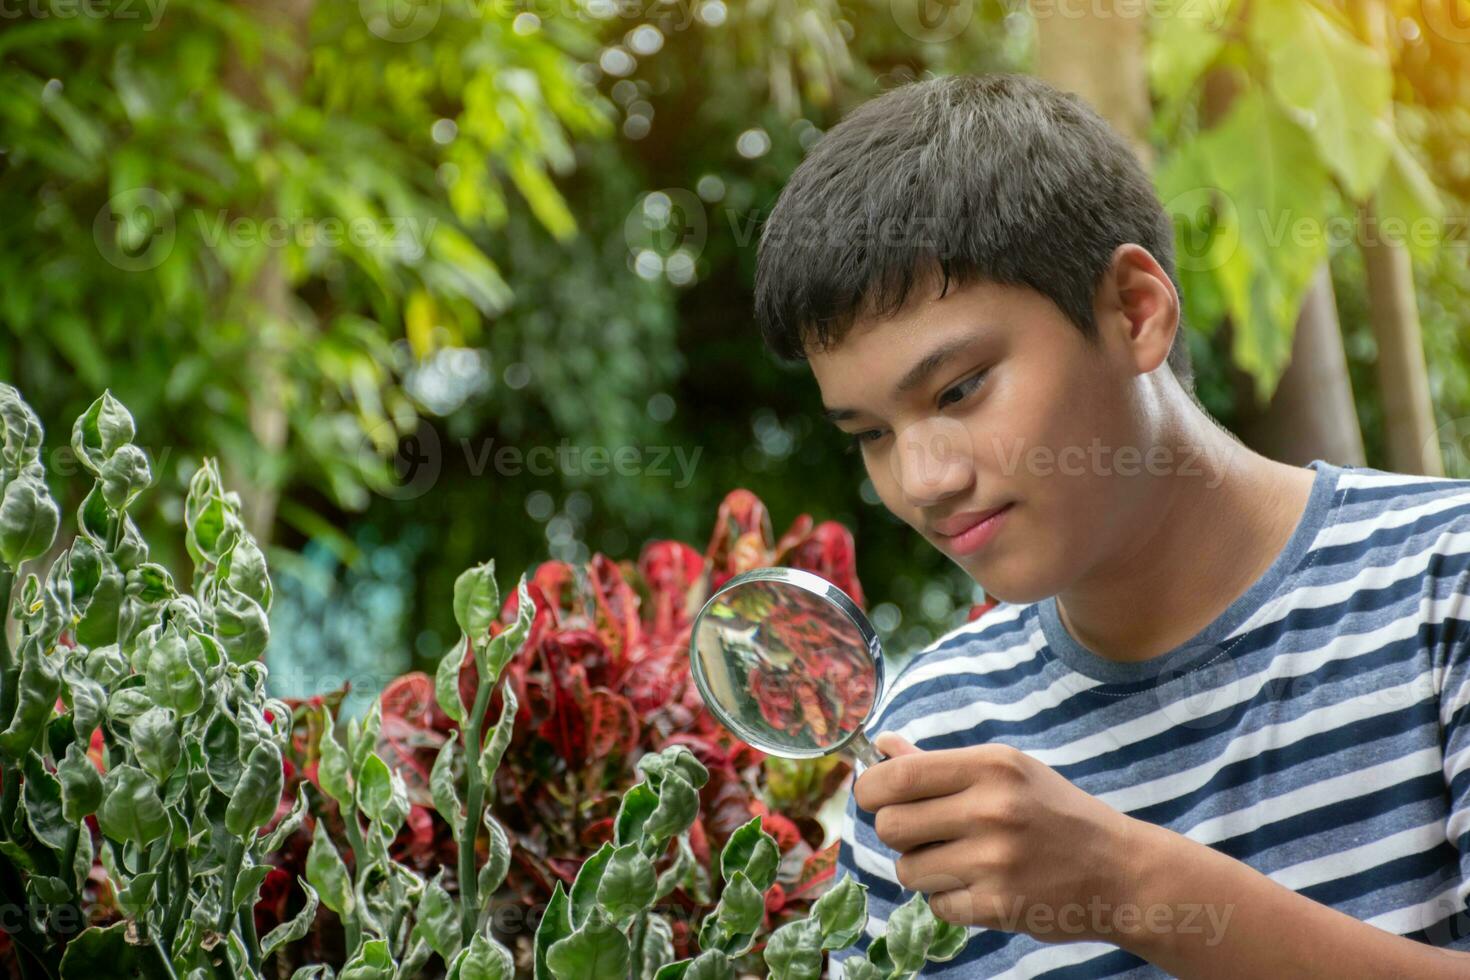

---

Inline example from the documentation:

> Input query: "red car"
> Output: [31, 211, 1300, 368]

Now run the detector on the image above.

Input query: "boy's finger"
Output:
[855, 751, 970, 810]
[874, 732, 920, 757]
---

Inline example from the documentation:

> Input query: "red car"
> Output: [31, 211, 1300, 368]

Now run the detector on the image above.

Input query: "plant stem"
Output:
[340, 803, 367, 957]
[458, 667, 496, 948]
[237, 904, 261, 975]
[216, 837, 245, 934]
[161, 847, 189, 955]
[0, 568, 18, 842]
[152, 935, 181, 980]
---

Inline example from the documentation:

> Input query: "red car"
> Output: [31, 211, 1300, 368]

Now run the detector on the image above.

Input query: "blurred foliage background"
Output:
[3, 0, 1469, 714]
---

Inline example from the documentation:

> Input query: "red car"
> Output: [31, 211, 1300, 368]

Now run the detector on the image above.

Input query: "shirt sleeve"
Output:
[1434, 548, 1470, 946]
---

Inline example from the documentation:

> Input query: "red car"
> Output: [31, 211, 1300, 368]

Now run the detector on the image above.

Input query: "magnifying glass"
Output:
[688, 567, 888, 767]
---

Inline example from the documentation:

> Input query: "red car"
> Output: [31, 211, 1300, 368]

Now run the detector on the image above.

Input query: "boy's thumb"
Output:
[873, 732, 920, 758]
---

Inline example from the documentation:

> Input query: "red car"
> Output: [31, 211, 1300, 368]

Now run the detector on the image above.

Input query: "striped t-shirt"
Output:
[834, 460, 1470, 977]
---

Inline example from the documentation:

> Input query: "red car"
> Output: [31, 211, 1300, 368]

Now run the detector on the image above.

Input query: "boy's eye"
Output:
[938, 369, 990, 409]
[845, 429, 886, 453]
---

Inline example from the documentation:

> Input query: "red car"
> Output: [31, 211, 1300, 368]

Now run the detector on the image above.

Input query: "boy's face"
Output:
[808, 273, 1169, 605]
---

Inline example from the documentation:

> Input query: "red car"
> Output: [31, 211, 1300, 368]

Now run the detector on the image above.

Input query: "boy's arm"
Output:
[857, 733, 1470, 979]
[1120, 819, 1470, 979]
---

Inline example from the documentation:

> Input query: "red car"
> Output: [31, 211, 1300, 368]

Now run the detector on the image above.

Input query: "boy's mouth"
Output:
[929, 502, 1015, 557]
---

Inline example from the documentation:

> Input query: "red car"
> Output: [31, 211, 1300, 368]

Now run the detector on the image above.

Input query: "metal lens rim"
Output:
[687, 566, 884, 760]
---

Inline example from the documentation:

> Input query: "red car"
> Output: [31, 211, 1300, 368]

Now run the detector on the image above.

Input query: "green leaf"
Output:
[643, 770, 698, 846]
[339, 937, 394, 980]
[235, 863, 274, 909]
[412, 870, 461, 964]
[596, 843, 657, 927]
[840, 957, 885, 980]
[435, 639, 469, 724]
[447, 932, 515, 980]
[58, 921, 146, 977]
[1250, 0, 1392, 199]
[262, 782, 310, 853]
[99, 444, 152, 511]
[70, 391, 135, 475]
[718, 816, 779, 891]
[97, 765, 169, 845]
[143, 630, 205, 717]
[927, 916, 969, 963]
[306, 817, 353, 917]
[430, 737, 462, 833]
[569, 841, 615, 929]
[482, 575, 534, 682]
[866, 936, 894, 974]
[636, 745, 709, 792]
[1169, 88, 1333, 398]
[356, 752, 392, 821]
[317, 706, 352, 805]
[534, 880, 573, 980]
[261, 879, 320, 958]
[132, 707, 181, 784]
[763, 917, 822, 980]
[203, 707, 243, 794]
[478, 682, 518, 786]
[211, 583, 269, 664]
[700, 871, 763, 956]
[453, 561, 500, 639]
[1147, 0, 1234, 117]
[546, 909, 630, 980]
[0, 634, 57, 761]
[58, 740, 103, 823]
[812, 873, 868, 950]
[884, 892, 936, 975]
[225, 740, 283, 836]
[639, 912, 675, 978]
[614, 783, 658, 847]
[478, 810, 511, 896]
[682, 950, 735, 980]
[0, 474, 58, 570]
[654, 833, 696, 901]
[1376, 135, 1446, 265]
[22, 750, 68, 851]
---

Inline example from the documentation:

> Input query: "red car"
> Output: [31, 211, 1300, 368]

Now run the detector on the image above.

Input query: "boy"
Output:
[752, 73, 1470, 977]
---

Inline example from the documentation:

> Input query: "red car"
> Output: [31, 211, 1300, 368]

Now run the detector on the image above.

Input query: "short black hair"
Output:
[754, 73, 1193, 393]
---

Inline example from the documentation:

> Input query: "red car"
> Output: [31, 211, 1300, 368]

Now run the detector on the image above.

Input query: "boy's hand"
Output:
[854, 732, 1148, 944]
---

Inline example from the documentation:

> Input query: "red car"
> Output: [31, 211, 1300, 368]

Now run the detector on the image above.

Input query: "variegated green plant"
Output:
[531, 742, 969, 980]
[0, 384, 318, 979]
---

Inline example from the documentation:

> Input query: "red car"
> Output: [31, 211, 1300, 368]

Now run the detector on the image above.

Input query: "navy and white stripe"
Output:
[833, 460, 1470, 977]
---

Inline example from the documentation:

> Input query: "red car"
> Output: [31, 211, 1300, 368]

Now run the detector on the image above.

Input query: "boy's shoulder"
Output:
[1325, 463, 1470, 553]
[873, 599, 1046, 730]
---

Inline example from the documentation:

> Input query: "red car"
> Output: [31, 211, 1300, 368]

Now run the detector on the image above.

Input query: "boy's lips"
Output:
[929, 503, 1015, 556]
[929, 503, 1012, 538]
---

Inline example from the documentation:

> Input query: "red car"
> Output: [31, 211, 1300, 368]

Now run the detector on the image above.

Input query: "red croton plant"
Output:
[413, 489, 864, 955]
[264, 489, 879, 966]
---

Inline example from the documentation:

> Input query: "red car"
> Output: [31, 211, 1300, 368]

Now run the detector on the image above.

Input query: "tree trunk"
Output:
[1353, 1, 1444, 476]
[1229, 265, 1365, 465]
[1198, 72, 1366, 466]
[220, 0, 317, 545]
[1033, 3, 1153, 165]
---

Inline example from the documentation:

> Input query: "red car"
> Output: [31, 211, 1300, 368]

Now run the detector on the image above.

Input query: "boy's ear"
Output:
[1094, 243, 1180, 378]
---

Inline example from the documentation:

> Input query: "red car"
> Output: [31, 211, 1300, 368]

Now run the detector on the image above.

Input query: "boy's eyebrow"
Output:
[822, 335, 977, 423]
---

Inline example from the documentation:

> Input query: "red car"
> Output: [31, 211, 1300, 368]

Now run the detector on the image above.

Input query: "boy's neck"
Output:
[1053, 413, 1319, 664]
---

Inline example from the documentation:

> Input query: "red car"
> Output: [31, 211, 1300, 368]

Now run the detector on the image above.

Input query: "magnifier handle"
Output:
[846, 730, 887, 768]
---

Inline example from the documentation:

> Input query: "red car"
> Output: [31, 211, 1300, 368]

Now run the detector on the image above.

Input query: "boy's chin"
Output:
[957, 559, 1059, 608]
